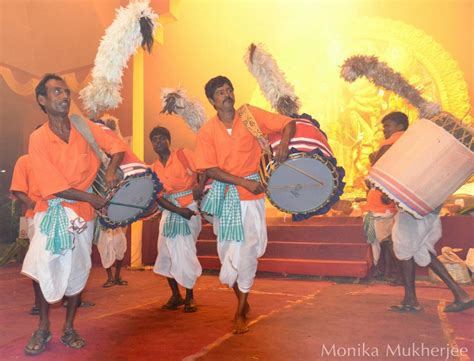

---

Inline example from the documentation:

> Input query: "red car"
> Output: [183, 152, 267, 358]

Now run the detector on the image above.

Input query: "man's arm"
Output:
[105, 152, 125, 188]
[55, 189, 107, 210]
[206, 168, 264, 195]
[193, 172, 208, 201]
[369, 144, 391, 165]
[156, 197, 196, 220]
[11, 191, 35, 211]
[273, 120, 296, 162]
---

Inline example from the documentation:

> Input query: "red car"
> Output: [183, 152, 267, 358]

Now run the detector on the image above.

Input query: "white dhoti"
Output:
[215, 199, 267, 293]
[26, 217, 35, 240]
[97, 227, 127, 269]
[21, 208, 94, 303]
[365, 210, 395, 265]
[392, 210, 441, 267]
[153, 202, 202, 289]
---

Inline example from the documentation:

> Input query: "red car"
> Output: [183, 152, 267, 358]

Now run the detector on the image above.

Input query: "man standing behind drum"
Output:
[195, 76, 295, 334]
[364, 112, 406, 282]
[381, 114, 474, 313]
[22, 74, 126, 356]
[91, 116, 130, 288]
[150, 126, 203, 313]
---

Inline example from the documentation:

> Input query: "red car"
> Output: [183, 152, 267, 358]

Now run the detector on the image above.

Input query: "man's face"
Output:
[151, 133, 170, 154]
[382, 119, 401, 139]
[209, 83, 235, 111]
[39, 79, 71, 116]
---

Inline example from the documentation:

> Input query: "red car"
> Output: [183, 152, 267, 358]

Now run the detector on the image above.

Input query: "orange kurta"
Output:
[195, 104, 293, 200]
[28, 120, 127, 221]
[365, 131, 405, 214]
[10, 154, 41, 218]
[151, 148, 197, 207]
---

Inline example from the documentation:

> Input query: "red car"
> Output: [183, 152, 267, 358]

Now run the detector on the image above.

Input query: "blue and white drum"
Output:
[260, 151, 343, 215]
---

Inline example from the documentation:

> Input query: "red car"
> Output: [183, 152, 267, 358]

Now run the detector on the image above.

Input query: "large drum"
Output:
[260, 151, 343, 215]
[367, 116, 474, 218]
[261, 115, 345, 219]
[94, 164, 162, 228]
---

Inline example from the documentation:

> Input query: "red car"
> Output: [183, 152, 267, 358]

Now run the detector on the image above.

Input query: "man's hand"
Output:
[273, 141, 290, 163]
[87, 193, 108, 210]
[241, 179, 265, 195]
[105, 168, 120, 189]
[177, 207, 197, 220]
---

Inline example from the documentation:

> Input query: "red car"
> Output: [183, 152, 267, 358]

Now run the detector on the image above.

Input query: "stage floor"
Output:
[0, 264, 473, 360]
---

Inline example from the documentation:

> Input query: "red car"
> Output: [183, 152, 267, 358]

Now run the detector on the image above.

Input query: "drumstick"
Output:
[280, 162, 325, 186]
[268, 183, 324, 190]
[108, 201, 149, 210]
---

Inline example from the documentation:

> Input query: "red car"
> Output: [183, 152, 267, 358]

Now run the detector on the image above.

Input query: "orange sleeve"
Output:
[10, 155, 29, 194]
[28, 132, 71, 198]
[195, 124, 219, 171]
[88, 121, 128, 155]
[247, 105, 293, 135]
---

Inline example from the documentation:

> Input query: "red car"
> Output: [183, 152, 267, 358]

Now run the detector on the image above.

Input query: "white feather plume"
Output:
[80, 0, 158, 116]
[161, 88, 207, 133]
[244, 43, 300, 116]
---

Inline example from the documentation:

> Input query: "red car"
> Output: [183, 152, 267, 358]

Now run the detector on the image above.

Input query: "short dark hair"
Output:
[382, 111, 409, 130]
[204, 76, 233, 100]
[149, 126, 171, 143]
[35, 73, 65, 113]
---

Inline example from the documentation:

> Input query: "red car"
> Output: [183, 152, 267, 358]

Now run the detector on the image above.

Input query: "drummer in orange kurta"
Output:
[21, 74, 126, 356]
[195, 76, 295, 334]
[364, 112, 407, 282]
[150, 126, 204, 313]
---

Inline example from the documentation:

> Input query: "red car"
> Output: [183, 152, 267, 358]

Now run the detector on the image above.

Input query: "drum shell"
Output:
[368, 119, 474, 218]
[268, 118, 333, 157]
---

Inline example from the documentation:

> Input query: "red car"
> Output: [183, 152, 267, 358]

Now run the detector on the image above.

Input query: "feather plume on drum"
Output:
[76, 1, 162, 228]
[340, 55, 474, 218]
[244, 43, 345, 221]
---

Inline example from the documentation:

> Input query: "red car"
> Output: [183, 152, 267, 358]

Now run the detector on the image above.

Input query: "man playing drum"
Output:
[195, 76, 295, 334]
[150, 126, 203, 313]
[22, 74, 126, 355]
[382, 116, 474, 313]
[91, 116, 131, 288]
[364, 112, 406, 282]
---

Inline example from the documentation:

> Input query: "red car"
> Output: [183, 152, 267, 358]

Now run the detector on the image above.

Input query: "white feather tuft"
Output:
[244, 43, 300, 116]
[80, 0, 158, 117]
[161, 88, 207, 133]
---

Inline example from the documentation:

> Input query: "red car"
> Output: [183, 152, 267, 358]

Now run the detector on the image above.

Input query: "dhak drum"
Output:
[93, 162, 162, 228]
[367, 115, 474, 218]
[260, 116, 345, 215]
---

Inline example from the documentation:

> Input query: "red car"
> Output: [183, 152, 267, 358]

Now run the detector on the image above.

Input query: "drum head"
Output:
[107, 175, 156, 222]
[266, 154, 337, 214]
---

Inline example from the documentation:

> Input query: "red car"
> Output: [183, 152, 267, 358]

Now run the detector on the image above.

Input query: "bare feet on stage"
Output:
[233, 300, 251, 334]
[233, 316, 249, 334]
[232, 284, 251, 334]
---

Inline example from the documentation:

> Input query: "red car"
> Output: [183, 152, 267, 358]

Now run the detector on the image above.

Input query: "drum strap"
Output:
[237, 105, 272, 155]
[176, 148, 194, 176]
[201, 173, 260, 242]
[70, 114, 109, 165]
